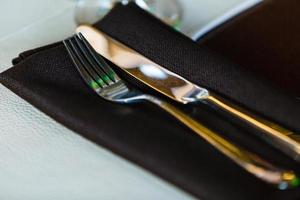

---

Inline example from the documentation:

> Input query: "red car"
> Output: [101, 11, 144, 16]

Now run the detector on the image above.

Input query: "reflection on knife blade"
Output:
[76, 25, 300, 163]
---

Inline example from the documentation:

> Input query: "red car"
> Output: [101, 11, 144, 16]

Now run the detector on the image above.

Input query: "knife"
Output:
[76, 25, 300, 162]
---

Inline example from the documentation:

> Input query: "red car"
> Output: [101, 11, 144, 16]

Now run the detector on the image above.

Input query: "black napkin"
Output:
[1, 3, 300, 200]
[200, 0, 300, 97]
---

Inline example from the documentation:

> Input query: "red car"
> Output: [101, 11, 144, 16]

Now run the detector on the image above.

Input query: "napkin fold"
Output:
[1, 3, 300, 200]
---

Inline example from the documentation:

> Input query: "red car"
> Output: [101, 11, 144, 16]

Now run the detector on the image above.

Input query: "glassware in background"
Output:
[74, 0, 182, 29]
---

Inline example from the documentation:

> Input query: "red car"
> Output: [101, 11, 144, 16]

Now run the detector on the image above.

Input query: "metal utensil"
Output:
[63, 33, 298, 189]
[76, 25, 300, 163]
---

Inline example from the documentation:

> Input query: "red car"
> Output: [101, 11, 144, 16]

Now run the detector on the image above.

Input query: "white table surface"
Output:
[0, 0, 260, 199]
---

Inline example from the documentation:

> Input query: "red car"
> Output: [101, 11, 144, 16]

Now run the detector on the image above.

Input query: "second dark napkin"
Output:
[1, 3, 300, 200]
[201, 0, 300, 96]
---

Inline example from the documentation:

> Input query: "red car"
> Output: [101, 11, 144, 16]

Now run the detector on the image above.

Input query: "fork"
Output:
[63, 33, 298, 189]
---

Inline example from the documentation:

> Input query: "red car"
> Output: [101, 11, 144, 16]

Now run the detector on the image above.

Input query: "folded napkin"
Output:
[1, 3, 300, 200]
[201, 0, 300, 97]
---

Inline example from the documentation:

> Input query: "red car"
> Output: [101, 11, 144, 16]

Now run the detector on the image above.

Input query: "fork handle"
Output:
[204, 95, 300, 162]
[146, 96, 298, 189]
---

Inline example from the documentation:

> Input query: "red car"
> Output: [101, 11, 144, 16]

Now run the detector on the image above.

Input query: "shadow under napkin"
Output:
[1, 3, 300, 200]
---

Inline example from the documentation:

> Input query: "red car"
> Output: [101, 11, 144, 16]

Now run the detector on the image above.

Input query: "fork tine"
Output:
[73, 35, 115, 86]
[63, 39, 102, 91]
[78, 33, 120, 82]
[68, 36, 109, 88]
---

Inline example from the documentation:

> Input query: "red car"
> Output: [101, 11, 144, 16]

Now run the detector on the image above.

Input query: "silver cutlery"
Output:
[63, 33, 298, 189]
[76, 25, 300, 163]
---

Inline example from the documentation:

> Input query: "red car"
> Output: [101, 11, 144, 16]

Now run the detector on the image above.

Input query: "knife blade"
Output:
[76, 24, 300, 162]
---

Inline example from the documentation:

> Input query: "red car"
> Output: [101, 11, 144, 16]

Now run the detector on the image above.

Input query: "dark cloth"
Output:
[201, 0, 300, 97]
[1, 3, 300, 200]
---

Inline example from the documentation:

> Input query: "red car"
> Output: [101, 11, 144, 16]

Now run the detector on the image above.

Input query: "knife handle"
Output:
[146, 96, 298, 189]
[204, 95, 300, 162]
